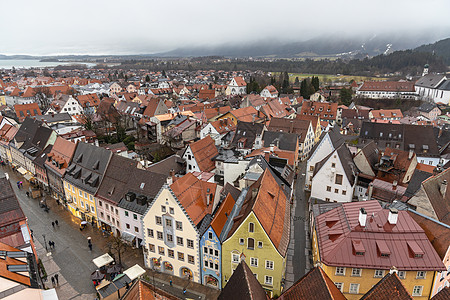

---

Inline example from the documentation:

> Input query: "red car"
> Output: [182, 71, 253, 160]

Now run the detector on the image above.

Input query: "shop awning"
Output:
[123, 264, 145, 281]
[121, 231, 136, 243]
[93, 253, 114, 268]
[17, 167, 27, 175]
[24, 173, 33, 181]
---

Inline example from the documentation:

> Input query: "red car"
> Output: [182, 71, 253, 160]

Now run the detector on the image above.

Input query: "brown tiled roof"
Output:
[170, 173, 216, 225]
[0, 177, 26, 229]
[142, 98, 161, 118]
[232, 76, 247, 87]
[227, 169, 290, 256]
[211, 193, 236, 236]
[359, 81, 415, 92]
[431, 286, 450, 300]
[315, 200, 446, 271]
[420, 168, 450, 225]
[44, 136, 76, 176]
[229, 106, 264, 123]
[300, 101, 338, 121]
[187, 136, 218, 172]
[77, 93, 100, 108]
[14, 103, 42, 122]
[279, 267, 346, 300]
[198, 89, 215, 100]
[218, 260, 268, 300]
[407, 210, 450, 259]
[122, 279, 180, 300]
[360, 272, 412, 300]
[0, 242, 31, 287]
[268, 117, 310, 142]
[370, 109, 403, 119]
[296, 114, 320, 129]
[210, 118, 236, 134]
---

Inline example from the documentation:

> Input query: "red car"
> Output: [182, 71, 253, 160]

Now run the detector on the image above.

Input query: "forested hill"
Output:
[119, 50, 446, 76]
[414, 38, 450, 64]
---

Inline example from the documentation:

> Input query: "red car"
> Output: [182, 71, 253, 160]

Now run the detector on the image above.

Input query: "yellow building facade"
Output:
[63, 179, 98, 225]
[222, 212, 286, 298]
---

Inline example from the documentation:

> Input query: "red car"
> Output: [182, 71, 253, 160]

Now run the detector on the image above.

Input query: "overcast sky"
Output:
[1, 0, 449, 55]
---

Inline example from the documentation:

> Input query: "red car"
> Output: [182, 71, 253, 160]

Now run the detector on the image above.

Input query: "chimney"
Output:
[252, 188, 258, 200]
[207, 193, 211, 206]
[270, 144, 274, 152]
[367, 182, 374, 200]
[408, 150, 413, 160]
[167, 175, 173, 185]
[440, 180, 448, 197]
[359, 208, 367, 227]
[388, 208, 398, 225]
[169, 169, 175, 177]
[392, 180, 398, 191]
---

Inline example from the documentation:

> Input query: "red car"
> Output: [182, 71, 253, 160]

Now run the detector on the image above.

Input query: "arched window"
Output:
[249, 222, 254, 233]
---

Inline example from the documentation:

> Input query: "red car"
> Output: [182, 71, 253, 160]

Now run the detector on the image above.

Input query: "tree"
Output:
[145, 74, 150, 82]
[106, 236, 128, 265]
[311, 76, 320, 91]
[340, 87, 353, 106]
[33, 86, 52, 112]
[162, 70, 166, 78]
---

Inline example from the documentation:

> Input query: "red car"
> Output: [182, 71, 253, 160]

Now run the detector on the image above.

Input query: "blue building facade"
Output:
[200, 226, 221, 289]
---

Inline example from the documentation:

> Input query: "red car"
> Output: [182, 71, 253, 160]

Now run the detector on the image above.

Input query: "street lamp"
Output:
[42, 234, 47, 252]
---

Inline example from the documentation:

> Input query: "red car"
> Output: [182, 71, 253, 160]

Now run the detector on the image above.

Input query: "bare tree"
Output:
[106, 235, 128, 265]
[33, 86, 52, 112]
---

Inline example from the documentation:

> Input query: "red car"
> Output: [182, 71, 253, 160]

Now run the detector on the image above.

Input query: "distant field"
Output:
[273, 72, 388, 83]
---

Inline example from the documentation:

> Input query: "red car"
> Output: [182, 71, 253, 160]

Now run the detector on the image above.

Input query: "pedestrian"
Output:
[88, 243, 92, 251]
[91, 220, 95, 227]
[56, 199, 60, 205]
[170, 279, 173, 286]
[52, 241, 55, 249]
[30, 229, 34, 240]
[52, 222, 55, 228]
[51, 276, 55, 286]
[20, 181, 23, 188]
[54, 274, 59, 285]
[48, 240, 52, 249]
[17, 182, 20, 189]
[183, 288, 186, 294]
[55, 220, 59, 226]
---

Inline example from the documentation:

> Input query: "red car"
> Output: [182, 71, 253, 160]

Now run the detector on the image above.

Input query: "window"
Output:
[208, 232, 213, 239]
[168, 249, 174, 258]
[351, 268, 361, 277]
[335, 267, 345, 276]
[100, 212, 104, 218]
[334, 173, 344, 185]
[133, 214, 137, 220]
[215, 264, 219, 270]
[342, 190, 347, 195]
[176, 221, 182, 230]
[331, 163, 336, 168]
[248, 238, 254, 250]
[126, 223, 130, 229]
[84, 192, 87, 198]
[178, 252, 184, 261]
[134, 226, 139, 233]
[148, 244, 155, 252]
[398, 271, 406, 279]
[327, 186, 331, 192]
[157, 231, 163, 240]
[416, 271, 426, 279]
[412, 286, 423, 296]
[99, 201, 103, 207]
[177, 237, 183, 246]
[309, 166, 314, 171]
[215, 250, 219, 257]
[167, 233, 173, 242]
[232, 253, 239, 263]
[147, 229, 153, 237]
[79, 190, 82, 196]
[265, 260, 274, 270]
[349, 283, 359, 294]
[250, 257, 258, 267]
[264, 276, 273, 285]
[155, 216, 162, 225]
[239, 238, 244, 245]
[334, 188, 339, 193]
[80, 200, 84, 208]
[187, 239, 194, 249]
[209, 248, 213, 255]
[249, 222, 254, 233]
[158, 246, 164, 255]
[115, 209, 118, 215]
[169, 207, 174, 214]
[188, 255, 194, 264]
[374, 270, 385, 278]
[161, 205, 166, 212]
[258, 241, 263, 248]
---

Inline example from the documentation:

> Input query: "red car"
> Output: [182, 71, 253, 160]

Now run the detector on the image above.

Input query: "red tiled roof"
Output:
[187, 136, 218, 172]
[300, 101, 337, 121]
[210, 118, 236, 134]
[370, 109, 403, 119]
[76, 93, 100, 108]
[279, 267, 346, 300]
[14, 103, 42, 122]
[211, 193, 236, 236]
[359, 81, 415, 92]
[44, 137, 76, 176]
[315, 200, 446, 271]
[232, 76, 246, 87]
[0, 242, 31, 286]
[170, 173, 216, 225]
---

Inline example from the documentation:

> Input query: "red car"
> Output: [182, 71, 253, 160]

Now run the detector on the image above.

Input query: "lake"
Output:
[0, 59, 98, 69]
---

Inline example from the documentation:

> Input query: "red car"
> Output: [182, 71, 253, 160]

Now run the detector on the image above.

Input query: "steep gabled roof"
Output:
[227, 169, 290, 257]
[431, 287, 450, 300]
[360, 272, 412, 300]
[45, 136, 76, 176]
[0, 176, 26, 228]
[211, 193, 236, 236]
[279, 267, 346, 300]
[314, 143, 358, 185]
[0, 242, 33, 287]
[170, 173, 216, 226]
[218, 261, 268, 300]
[262, 131, 298, 152]
[420, 168, 450, 225]
[187, 136, 218, 172]
[230, 121, 265, 149]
